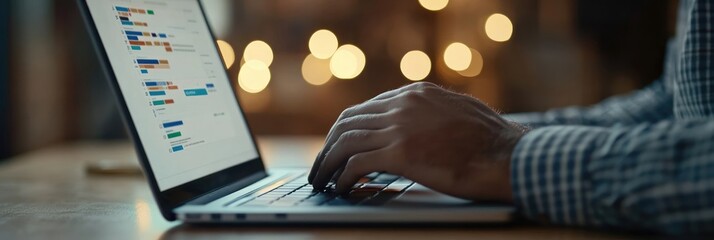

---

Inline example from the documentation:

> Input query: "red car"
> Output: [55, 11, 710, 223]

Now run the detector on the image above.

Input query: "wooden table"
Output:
[0, 137, 642, 240]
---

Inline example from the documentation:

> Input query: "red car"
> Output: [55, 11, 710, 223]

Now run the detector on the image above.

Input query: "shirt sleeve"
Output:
[511, 119, 714, 234]
[504, 79, 673, 128]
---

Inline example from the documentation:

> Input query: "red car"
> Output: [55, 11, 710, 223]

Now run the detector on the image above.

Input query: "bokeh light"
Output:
[485, 13, 513, 42]
[243, 40, 274, 66]
[238, 60, 271, 93]
[458, 48, 484, 77]
[309, 29, 339, 59]
[444, 42, 472, 71]
[418, 0, 449, 11]
[400, 50, 431, 81]
[216, 40, 235, 69]
[302, 54, 332, 86]
[330, 44, 366, 79]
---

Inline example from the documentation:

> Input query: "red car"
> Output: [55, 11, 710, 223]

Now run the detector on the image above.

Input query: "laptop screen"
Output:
[85, 0, 259, 191]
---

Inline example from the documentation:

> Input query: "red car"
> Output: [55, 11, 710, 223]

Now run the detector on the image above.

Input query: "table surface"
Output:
[0, 136, 644, 240]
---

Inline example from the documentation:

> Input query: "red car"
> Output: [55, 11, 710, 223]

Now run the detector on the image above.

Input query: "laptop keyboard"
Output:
[231, 172, 414, 207]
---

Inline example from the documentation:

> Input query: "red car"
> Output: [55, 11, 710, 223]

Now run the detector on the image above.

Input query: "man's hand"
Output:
[308, 82, 528, 202]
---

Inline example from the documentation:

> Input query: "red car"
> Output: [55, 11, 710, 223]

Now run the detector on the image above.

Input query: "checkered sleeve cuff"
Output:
[510, 126, 610, 226]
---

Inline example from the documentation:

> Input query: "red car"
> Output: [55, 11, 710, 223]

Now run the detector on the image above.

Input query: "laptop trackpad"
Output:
[384, 183, 474, 207]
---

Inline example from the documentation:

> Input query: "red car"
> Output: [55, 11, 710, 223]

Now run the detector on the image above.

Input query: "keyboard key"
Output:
[371, 174, 400, 184]
[383, 182, 413, 192]
[271, 200, 298, 207]
[362, 191, 401, 206]
[360, 183, 388, 190]
[365, 172, 380, 179]
[325, 198, 352, 206]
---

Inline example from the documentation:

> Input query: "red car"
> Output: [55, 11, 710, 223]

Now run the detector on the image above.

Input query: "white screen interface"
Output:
[86, 0, 258, 191]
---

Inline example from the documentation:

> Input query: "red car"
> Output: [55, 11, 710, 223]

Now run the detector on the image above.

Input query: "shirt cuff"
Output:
[510, 125, 610, 226]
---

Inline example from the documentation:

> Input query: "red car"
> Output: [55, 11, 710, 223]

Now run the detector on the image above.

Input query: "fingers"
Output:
[334, 148, 395, 194]
[369, 81, 437, 101]
[309, 113, 390, 183]
[308, 82, 439, 184]
[311, 128, 391, 190]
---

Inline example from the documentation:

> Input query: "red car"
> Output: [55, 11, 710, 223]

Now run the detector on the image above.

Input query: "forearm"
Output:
[505, 80, 672, 128]
[511, 119, 714, 234]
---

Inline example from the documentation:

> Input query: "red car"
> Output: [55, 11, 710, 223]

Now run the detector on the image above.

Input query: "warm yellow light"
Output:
[243, 40, 274, 66]
[400, 50, 431, 81]
[330, 44, 365, 79]
[444, 42, 472, 71]
[309, 29, 339, 59]
[238, 60, 271, 93]
[135, 199, 151, 232]
[302, 54, 332, 86]
[485, 13, 513, 42]
[458, 48, 484, 77]
[216, 40, 235, 69]
[418, 0, 449, 11]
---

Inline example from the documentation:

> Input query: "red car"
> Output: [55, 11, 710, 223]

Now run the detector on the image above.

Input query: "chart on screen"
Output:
[112, 4, 234, 154]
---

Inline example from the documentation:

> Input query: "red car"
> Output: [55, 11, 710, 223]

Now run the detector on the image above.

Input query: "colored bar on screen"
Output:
[184, 89, 208, 96]
[125, 31, 143, 36]
[131, 46, 141, 50]
[136, 59, 159, 64]
[206, 83, 215, 88]
[148, 10, 155, 15]
[167, 132, 182, 139]
[127, 36, 139, 41]
[171, 145, 184, 152]
[152, 100, 165, 106]
[116, 6, 129, 12]
[140, 69, 148, 74]
[119, 16, 129, 21]
[167, 85, 178, 90]
[163, 121, 184, 128]
[121, 21, 133, 26]
[149, 91, 166, 96]
[159, 33, 167, 38]
[144, 81, 158, 86]
[164, 99, 175, 104]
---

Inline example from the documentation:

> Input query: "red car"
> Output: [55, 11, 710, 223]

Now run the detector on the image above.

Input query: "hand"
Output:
[308, 82, 528, 202]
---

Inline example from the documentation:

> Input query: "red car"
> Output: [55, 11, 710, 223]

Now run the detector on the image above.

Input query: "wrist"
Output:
[496, 122, 529, 203]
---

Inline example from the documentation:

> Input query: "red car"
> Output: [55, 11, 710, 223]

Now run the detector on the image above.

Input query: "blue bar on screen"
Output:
[125, 31, 143, 36]
[172, 145, 184, 152]
[121, 21, 133, 26]
[159, 34, 167, 38]
[163, 121, 184, 128]
[184, 89, 208, 96]
[116, 6, 129, 12]
[131, 46, 141, 50]
[127, 36, 139, 41]
[149, 91, 166, 96]
[206, 83, 215, 88]
[144, 82, 158, 86]
[136, 59, 159, 64]
[140, 69, 149, 74]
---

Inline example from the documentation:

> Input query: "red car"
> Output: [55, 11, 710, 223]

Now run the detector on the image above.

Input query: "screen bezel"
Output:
[77, 0, 267, 221]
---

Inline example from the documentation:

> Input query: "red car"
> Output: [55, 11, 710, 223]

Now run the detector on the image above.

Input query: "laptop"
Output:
[78, 0, 514, 223]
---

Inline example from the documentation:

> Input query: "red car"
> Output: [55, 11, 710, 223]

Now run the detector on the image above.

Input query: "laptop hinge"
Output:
[183, 171, 267, 206]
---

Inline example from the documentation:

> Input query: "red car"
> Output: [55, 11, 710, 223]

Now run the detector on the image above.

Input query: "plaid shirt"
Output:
[505, 0, 714, 234]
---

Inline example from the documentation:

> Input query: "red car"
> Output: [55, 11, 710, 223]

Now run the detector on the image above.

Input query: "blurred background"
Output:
[0, 0, 675, 160]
